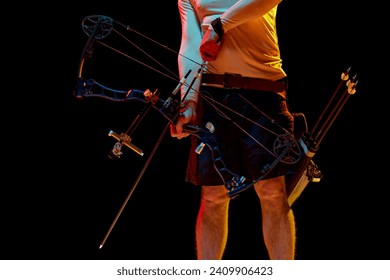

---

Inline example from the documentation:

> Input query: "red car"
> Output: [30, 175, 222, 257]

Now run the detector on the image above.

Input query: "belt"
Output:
[201, 73, 287, 94]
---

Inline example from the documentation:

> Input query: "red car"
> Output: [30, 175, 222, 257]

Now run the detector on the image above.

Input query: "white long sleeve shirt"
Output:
[178, 0, 286, 103]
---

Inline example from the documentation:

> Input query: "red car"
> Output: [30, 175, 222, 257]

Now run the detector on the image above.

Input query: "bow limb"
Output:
[76, 15, 114, 81]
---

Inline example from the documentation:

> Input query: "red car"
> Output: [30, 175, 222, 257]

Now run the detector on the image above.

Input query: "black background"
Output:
[2, 1, 388, 260]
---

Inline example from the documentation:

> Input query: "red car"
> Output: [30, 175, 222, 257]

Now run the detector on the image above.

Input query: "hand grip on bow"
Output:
[170, 100, 197, 139]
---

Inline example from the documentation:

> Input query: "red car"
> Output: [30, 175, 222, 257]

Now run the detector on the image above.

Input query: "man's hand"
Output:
[170, 100, 197, 139]
[199, 26, 221, 62]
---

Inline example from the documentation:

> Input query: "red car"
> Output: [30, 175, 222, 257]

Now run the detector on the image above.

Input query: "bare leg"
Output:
[196, 185, 230, 260]
[254, 176, 296, 260]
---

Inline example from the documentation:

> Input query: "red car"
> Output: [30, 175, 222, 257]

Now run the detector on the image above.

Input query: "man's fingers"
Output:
[169, 124, 177, 137]
[170, 122, 189, 139]
[199, 42, 220, 61]
[170, 101, 196, 139]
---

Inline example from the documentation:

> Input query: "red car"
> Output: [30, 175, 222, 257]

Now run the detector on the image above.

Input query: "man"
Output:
[170, 0, 296, 260]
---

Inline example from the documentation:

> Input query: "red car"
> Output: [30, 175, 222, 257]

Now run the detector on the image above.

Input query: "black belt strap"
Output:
[201, 73, 287, 95]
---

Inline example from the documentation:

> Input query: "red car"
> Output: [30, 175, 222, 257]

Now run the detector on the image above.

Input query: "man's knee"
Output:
[254, 176, 288, 207]
[201, 185, 230, 205]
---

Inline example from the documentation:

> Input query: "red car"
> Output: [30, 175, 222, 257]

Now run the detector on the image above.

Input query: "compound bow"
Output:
[74, 15, 357, 249]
